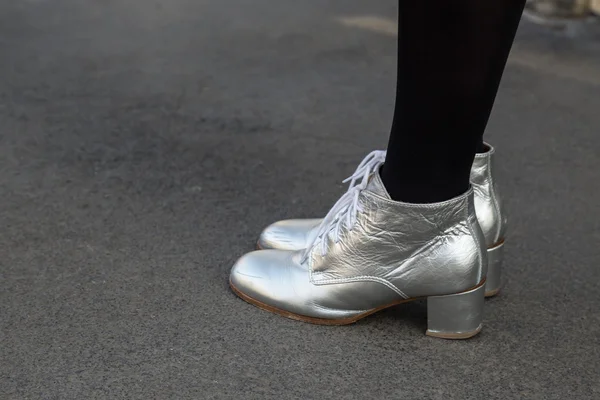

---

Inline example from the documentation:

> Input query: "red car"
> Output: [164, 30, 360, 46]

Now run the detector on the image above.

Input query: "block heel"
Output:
[484, 241, 504, 297]
[426, 281, 486, 339]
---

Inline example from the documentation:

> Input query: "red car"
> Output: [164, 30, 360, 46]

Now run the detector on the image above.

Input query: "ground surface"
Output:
[1, 1, 599, 399]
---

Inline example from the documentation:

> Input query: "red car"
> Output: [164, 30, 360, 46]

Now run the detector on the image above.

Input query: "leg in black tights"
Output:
[381, 0, 526, 203]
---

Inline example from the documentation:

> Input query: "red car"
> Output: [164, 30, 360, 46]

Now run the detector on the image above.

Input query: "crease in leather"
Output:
[232, 168, 489, 319]
[309, 181, 483, 298]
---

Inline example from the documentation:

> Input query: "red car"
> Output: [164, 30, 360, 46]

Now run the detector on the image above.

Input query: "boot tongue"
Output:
[365, 168, 392, 200]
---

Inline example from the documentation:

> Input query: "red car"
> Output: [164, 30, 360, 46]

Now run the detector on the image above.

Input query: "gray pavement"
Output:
[1, 1, 600, 399]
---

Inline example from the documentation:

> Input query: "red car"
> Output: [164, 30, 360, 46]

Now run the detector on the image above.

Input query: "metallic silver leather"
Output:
[257, 143, 508, 296]
[257, 219, 321, 250]
[308, 174, 486, 298]
[470, 144, 507, 247]
[471, 144, 507, 295]
[485, 241, 504, 296]
[259, 144, 507, 251]
[230, 170, 487, 334]
[231, 249, 401, 319]
[426, 283, 485, 339]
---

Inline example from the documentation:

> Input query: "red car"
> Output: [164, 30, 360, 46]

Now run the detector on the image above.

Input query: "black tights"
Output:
[381, 0, 526, 203]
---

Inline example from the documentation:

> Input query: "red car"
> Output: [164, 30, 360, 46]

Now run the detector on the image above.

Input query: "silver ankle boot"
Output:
[230, 168, 488, 339]
[257, 144, 507, 297]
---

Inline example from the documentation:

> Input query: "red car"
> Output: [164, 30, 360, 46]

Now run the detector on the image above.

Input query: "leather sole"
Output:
[230, 278, 486, 339]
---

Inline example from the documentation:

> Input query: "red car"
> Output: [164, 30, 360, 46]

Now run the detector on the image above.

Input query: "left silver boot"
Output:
[230, 165, 488, 339]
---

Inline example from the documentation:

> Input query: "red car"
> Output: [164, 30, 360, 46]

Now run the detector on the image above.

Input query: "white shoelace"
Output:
[300, 150, 387, 264]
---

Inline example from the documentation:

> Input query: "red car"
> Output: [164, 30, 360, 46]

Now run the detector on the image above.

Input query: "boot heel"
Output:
[485, 241, 504, 297]
[426, 282, 485, 339]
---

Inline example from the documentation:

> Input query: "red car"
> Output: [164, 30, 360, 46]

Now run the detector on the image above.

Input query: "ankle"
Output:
[380, 166, 470, 204]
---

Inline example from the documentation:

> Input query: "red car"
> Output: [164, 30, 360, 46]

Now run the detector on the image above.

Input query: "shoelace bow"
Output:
[300, 150, 386, 264]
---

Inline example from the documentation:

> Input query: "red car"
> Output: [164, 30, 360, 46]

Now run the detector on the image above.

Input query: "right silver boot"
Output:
[231, 168, 488, 339]
[257, 143, 507, 297]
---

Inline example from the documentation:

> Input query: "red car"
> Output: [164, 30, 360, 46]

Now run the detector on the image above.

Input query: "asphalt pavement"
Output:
[1, 1, 599, 399]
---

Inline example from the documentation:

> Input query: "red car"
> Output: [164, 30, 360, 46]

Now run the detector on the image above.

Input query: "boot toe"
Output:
[229, 249, 299, 306]
[257, 219, 321, 250]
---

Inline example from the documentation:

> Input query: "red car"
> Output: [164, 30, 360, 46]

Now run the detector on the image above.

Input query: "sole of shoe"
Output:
[230, 278, 485, 339]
